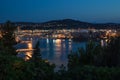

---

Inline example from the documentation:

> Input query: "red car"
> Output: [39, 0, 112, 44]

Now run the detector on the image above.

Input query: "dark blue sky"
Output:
[1, 0, 120, 23]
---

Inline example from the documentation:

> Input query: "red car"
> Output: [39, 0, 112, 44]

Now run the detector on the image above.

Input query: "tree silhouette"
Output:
[103, 37, 120, 67]
[0, 21, 17, 55]
[32, 41, 41, 62]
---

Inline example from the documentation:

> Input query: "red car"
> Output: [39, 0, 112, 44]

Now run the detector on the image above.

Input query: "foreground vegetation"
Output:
[0, 21, 120, 80]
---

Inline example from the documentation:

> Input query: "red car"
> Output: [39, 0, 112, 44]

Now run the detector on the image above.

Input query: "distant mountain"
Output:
[14, 22, 37, 25]
[10, 19, 120, 29]
[39, 19, 120, 29]
[93, 23, 120, 29]
[38, 19, 93, 29]
[43, 19, 90, 24]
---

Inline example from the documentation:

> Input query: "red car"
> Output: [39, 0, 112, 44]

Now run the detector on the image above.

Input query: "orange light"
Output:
[55, 39, 61, 44]
[25, 52, 33, 61]
[27, 43, 32, 49]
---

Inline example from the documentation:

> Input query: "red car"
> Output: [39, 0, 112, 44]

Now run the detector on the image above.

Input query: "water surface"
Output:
[39, 38, 87, 67]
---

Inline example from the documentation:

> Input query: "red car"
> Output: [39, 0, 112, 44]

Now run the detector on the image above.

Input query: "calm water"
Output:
[39, 38, 87, 67]
[17, 38, 87, 67]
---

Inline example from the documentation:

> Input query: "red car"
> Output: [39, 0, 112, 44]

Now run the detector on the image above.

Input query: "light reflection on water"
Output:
[17, 38, 88, 67]
[17, 38, 108, 68]
[27, 42, 33, 49]
[24, 42, 33, 61]
[17, 41, 33, 61]
[25, 51, 33, 61]
[39, 38, 86, 67]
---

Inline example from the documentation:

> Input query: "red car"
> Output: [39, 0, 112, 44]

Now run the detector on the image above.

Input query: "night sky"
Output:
[1, 0, 120, 23]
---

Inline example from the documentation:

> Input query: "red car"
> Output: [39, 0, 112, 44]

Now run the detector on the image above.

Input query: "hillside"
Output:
[3, 19, 120, 29]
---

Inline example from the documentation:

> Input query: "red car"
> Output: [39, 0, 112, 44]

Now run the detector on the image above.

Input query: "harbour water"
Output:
[17, 38, 87, 67]
[39, 38, 87, 67]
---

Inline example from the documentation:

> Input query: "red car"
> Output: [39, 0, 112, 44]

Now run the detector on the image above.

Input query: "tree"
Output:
[68, 41, 103, 69]
[30, 41, 55, 80]
[32, 41, 41, 61]
[0, 21, 17, 55]
[103, 37, 120, 67]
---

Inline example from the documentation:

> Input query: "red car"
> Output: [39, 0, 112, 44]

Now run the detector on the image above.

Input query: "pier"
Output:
[16, 49, 34, 52]
[16, 36, 39, 60]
